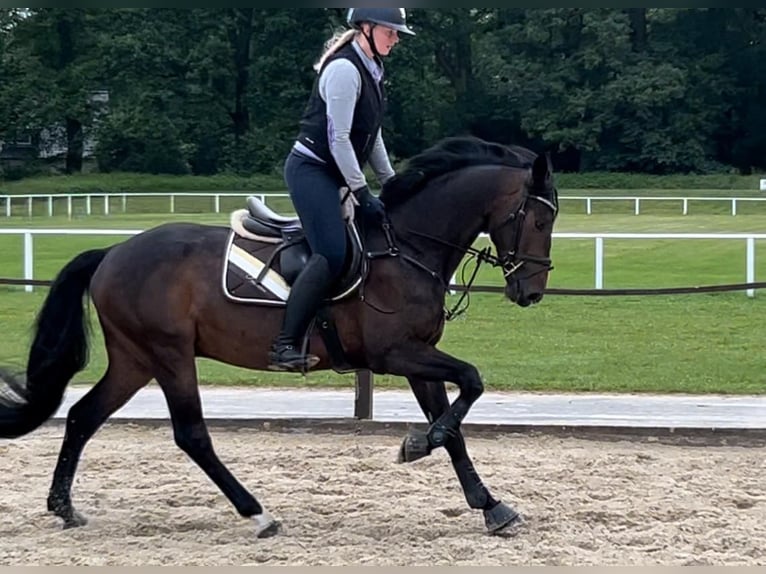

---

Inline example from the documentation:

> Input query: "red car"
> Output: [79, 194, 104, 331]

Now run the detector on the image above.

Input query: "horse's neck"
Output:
[390, 180, 494, 282]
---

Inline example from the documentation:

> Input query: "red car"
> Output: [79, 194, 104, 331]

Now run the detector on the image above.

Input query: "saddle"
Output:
[223, 195, 365, 307]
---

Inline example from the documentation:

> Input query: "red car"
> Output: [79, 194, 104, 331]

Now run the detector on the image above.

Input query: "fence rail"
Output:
[567, 195, 766, 216]
[0, 193, 287, 217]
[1, 229, 762, 298]
[3, 192, 766, 217]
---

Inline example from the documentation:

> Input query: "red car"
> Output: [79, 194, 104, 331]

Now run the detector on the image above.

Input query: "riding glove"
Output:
[353, 185, 386, 222]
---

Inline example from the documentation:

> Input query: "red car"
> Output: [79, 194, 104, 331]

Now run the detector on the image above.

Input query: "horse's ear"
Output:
[531, 153, 550, 187]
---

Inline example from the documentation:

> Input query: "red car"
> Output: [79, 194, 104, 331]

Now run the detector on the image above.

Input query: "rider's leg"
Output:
[268, 151, 346, 372]
[269, 253, 332, 370]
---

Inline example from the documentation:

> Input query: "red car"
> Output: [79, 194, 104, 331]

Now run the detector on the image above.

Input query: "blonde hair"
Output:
[313, 29, 357, 73]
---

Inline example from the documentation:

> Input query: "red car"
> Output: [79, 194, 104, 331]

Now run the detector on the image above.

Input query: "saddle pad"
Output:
[222, 231, 290, 306]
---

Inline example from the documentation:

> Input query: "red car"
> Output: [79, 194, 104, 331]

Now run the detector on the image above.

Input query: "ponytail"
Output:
[313, 29, 357, 73]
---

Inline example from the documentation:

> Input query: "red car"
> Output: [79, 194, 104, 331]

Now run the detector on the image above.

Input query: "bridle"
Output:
[364, 190, 558, 320]
[495, 194, 558, 280]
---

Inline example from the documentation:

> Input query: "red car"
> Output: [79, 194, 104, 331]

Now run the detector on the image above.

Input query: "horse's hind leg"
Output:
[402, 376, 521, 534]
[47, 351, 151, 529]
[152, 345, 279, 538]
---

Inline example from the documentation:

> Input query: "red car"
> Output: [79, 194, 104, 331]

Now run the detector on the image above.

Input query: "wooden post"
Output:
[354, 370, 374, 420]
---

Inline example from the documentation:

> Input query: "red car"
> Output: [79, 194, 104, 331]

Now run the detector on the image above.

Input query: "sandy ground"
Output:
[0, 424, 763, 566]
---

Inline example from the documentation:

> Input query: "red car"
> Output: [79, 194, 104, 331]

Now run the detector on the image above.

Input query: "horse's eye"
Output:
[535, 220, 547, 231]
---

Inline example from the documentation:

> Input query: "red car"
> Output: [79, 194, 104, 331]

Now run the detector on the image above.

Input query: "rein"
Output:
[362, 221, 504, 321]
[445, 246, 494, 321]
[397, 228, 508, 321]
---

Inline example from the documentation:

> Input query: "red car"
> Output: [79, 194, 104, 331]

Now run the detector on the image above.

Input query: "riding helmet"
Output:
[346, 8, 416, 35]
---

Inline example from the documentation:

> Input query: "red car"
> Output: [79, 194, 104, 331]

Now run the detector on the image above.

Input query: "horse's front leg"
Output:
[384, 343, 481, 448]
[404, 377, 520, 534]
[383, 345, 520, 534]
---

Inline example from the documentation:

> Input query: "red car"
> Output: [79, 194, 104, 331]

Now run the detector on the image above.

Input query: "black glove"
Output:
[353, 185, 386, 222]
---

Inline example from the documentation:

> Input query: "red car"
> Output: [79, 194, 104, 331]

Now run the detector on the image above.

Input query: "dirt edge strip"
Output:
[42, 417, 766, 448]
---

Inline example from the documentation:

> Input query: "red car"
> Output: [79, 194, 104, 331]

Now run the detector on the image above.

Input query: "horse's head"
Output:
[489, 154, 558, 307]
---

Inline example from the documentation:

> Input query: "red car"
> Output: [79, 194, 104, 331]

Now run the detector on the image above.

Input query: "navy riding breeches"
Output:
[283, 150, 347, 278]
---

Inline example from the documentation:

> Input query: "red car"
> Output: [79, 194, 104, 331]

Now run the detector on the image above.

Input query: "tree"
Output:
[714, 9, 766, 172]
[5, 9, 104, 173]
[3, 9, 764, 176]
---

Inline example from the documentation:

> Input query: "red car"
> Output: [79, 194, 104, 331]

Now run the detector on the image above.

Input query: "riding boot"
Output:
[268, 254, 333, 372]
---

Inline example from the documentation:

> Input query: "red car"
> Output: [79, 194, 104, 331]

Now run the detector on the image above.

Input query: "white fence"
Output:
[0, 193, 285, 217]
[1, 229, 761, 298]
[3, 193, 766, 217]
[569, 196, 766, 216]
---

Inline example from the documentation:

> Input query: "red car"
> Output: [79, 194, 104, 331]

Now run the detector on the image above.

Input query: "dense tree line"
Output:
[1, 8, 764, 177]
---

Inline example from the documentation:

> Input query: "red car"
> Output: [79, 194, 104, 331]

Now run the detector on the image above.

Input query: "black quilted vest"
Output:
[296, 43, 386, 173]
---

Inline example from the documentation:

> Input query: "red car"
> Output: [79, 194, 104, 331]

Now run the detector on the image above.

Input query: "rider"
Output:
[268, 8, 416, 372]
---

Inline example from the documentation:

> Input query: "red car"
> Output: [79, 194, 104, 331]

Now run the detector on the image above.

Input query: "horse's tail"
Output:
[0, 248, 110, 439]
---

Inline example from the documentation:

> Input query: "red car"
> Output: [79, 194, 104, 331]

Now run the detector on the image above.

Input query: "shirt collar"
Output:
[351, 38, 384, 84]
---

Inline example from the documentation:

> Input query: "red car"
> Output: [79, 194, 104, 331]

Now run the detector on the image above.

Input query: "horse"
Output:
[0, 136, 558, 538]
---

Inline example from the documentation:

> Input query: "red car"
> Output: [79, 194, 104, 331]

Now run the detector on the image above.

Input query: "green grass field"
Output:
[1, 289, 763, 395]
[1, 169, 762, 195]
[0, 200, 764, 395]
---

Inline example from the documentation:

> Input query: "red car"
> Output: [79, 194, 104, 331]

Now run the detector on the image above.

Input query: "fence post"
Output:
[595, 237, 604, 290]
[214, 195, 221, 214]
[586, 198, 592, 216]
[48, 196, 53, 217]
[634, 198, 640, 216]
[24, 232, 34, 294]
[732, 199, 737, 217]
[747, 237, 756, 299]
[354, 370, 374, 420]
[5, 196, 10, 217]
[683, 198, 689, 216]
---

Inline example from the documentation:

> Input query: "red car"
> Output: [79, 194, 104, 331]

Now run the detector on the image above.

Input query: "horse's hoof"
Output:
[256, 520, 281, 539]
[62, 510, 88, 529]
[397, 429, 432, 464]
[484, 501, 521, 535]
[252, 511, 281, 539]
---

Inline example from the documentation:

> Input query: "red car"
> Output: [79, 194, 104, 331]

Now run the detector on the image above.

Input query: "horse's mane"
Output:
[380, 136, 537, 208]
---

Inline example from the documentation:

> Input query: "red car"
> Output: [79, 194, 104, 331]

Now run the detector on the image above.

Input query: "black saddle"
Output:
[240, 196, 364, 296]
[241, 196, 302, 239]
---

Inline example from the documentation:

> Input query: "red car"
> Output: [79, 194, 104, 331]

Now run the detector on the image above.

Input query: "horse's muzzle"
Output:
[505, 280, 544, 308]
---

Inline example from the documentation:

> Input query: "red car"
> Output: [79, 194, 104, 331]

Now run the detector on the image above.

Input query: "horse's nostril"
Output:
[529, 292, 543, 304]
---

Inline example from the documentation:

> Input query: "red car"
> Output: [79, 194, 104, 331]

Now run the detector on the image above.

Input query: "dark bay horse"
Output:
[0, 136, 558, 537]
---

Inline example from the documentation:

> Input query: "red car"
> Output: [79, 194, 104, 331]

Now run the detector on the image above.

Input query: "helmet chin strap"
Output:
[361, 24, 382, 60]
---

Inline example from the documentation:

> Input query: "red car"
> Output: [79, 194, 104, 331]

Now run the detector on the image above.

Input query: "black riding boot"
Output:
[268, 254, 333, 372]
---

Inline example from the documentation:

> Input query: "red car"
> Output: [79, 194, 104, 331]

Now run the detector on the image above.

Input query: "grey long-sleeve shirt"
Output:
[294, 40, 396, 192]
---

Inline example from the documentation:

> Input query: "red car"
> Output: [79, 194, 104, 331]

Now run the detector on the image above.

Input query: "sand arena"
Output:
[0, 424, 763, 566]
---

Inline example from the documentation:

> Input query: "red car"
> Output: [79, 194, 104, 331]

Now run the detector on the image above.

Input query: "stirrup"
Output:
[268, 345, 319, 372]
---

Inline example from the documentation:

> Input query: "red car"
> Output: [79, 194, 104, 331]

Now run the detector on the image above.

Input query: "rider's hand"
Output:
[353, 185, 386, 222]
